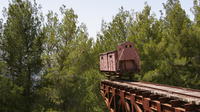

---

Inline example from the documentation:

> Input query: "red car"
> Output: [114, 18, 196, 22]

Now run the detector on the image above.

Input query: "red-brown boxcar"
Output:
[117, 42, 140, 73]
[107, 51, 117, 72]
[100, 53, 108, 72]
[99, 42, 140, 77]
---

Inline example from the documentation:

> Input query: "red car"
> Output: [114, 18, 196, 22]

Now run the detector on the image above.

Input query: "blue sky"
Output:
[0, 0, 194, 38]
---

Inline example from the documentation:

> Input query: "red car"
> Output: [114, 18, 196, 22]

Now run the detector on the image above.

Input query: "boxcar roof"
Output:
[99, 50, 117, 55]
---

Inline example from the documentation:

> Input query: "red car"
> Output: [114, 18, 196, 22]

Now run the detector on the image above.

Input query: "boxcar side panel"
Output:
[100, 54, 108, 71]
[108, 52, 117, 72]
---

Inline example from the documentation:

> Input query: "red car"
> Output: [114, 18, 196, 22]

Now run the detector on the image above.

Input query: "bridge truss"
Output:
[100, 80, 200, 112]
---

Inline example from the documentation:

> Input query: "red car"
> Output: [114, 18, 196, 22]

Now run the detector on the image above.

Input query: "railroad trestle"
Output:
[100, 80, 200, 112]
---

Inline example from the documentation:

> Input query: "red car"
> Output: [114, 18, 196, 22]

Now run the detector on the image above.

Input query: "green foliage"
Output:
[96, 0, 200, 89]
[37, 7, 106, 112]
[0, 76, 24, 112]
[128, 4, 162, 78]
[96, 7, 132, 52]
[81, 69, 106, 112]
[0, 0, 44, 111]
[0, 0, 200, 112]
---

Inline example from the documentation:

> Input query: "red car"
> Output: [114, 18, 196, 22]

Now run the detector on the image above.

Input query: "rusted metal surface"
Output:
[100, 80, 200, 112]
[100, 51, 117, 72]
[117, 42, 139, 62]
[108, 52, 118, 72]
[100, 52, 109, 71]
[99, 42, 140, 75]
[117, 42, 140, 73]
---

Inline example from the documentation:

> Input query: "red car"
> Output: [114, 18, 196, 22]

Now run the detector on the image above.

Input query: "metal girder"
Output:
[100, 80, 200, 112]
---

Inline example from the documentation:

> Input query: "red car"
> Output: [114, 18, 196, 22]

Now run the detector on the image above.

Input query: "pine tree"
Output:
[1, 0, 44, 111]
[157, 0, 191, 86]
[96, 7, 132, 52]
[127, 4, 162, 80]
[33, 11, 61, 111]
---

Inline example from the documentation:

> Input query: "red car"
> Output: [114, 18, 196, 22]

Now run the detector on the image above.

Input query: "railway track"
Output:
[100, 80, 200, 112]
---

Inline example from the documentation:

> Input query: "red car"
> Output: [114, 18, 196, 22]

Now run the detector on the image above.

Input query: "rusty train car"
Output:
[99, 42, 140, 77]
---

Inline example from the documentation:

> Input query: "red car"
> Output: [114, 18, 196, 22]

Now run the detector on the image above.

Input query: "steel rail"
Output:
[102, 80, 200, 105]
[101, 80, 200, 112]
